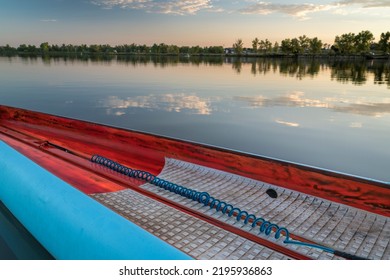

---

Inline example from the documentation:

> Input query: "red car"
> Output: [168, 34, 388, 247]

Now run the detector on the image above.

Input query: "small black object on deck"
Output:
[266, 189, 278, 198]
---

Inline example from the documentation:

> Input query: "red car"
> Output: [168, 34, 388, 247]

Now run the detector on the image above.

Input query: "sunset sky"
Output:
[1, 0, 389, 47]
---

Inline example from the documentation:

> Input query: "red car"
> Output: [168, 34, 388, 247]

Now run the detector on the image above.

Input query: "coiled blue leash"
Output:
[91, 154, 367, 260]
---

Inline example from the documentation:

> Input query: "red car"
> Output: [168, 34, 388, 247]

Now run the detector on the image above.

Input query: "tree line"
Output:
[232, 30, 390, 55]
[1, 30, 389, 56]
[0, 42, 224, 56]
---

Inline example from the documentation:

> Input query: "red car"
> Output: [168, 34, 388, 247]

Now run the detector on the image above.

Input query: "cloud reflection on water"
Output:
[235, 91, 329, 109]
[103, 93, 212, 115]
[332, 102, 390, 117]
[234, 91, 390, 117]
[275, 119, 300, 127]
[102, 90, 390, 118]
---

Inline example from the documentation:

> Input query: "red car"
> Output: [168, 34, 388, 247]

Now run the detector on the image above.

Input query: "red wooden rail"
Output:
[1, 105, 389, 217]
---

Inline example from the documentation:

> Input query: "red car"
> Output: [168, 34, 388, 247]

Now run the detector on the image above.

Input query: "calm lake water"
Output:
[0, 201, 53, 259]
[1, 55, 389, 183]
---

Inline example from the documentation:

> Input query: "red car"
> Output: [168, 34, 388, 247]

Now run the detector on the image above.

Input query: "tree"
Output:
[100, 44, 113, 54]
[66, 44, 76, 53]
[89, 44, 101, 53]
[281, 39, 292, 54]
[258, 39, 272, 54]
[206, 46, 224, 54]
[28, 45, 37, 53]
[378, 32, 390, 53]
[168, 45, 179, 55]
[59, 44, 68, 53]
[265, 39, 273, 53]
[78, 44, 88, 54]
[323, 43, 331, 50]
[252, 37, 259, 52]
[17, 44, 28, 52]
[40, 42, 50, 53]
[189, 45, 202, 55]
[233, 39, 243, 55]
[273, 41, 279, 53]
[158, 43, 169, 54]
[334, 33, 356, 54]
[354, 30, 374, 53]
[115, 44, 125, 53]
[128, 43, 137, 53]
[298, 35, 310, 53]
[179, 46, 190, 54]
[139, 44, 150, 54]
[309, 37, 323, 54]
[151, 43, 159, 54]
[51, 44, 60, 52]
[17, 44, 38, 53]
[0, 44, 16, 55]
[290, 38, 300, 54]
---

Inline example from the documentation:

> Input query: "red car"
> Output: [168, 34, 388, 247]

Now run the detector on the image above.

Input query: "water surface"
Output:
[1, 55, 389, 182]
[0, 202, 53, 259]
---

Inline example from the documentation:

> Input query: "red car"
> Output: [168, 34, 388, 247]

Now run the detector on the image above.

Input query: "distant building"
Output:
[224, 48, 235, 54]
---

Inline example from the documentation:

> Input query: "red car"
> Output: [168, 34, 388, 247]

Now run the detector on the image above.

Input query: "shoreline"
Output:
[1, 52, 389, 60]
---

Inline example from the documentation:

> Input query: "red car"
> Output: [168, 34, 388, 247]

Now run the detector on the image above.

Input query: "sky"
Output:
[0, 0, 389, 47]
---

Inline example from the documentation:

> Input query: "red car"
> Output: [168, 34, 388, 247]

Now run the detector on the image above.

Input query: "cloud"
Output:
[103, 93, 212, 115]
[332, 0, 390, 16]
[91, 0, 213, 15]
[239, 2, 335, 20]
[91, 0, 390, 17]
[238, 0, 390, 19]
[349, 122, 362, 128]
[158, 0, 213, 14]
[40, 19, 58, 22]
[336, 0, 390, 8]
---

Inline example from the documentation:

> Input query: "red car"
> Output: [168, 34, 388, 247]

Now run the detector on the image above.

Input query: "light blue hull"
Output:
[0, 141, 191, 260]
